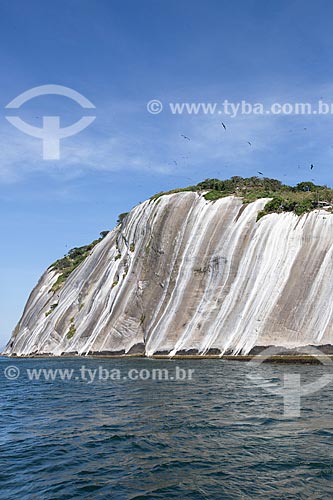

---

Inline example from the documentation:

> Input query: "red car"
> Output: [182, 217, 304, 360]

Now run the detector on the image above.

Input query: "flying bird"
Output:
[258, 171, 263, 175]
[181, 134, 190, 141]
[310, 164, 314, 170]
[221, 122, 227, 130]
[247, 141, 252, 146]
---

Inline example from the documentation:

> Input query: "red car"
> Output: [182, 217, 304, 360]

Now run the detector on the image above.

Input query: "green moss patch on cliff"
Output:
[203, 190, 230, 201]
[49, 231, 109, 293]
[257, 194, 315, 220]
[45, 303, 58, 317]
[66, 318, 76, 340]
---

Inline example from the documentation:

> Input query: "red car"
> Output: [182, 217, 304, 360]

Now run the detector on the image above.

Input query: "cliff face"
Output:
[5, 192, 333, 356]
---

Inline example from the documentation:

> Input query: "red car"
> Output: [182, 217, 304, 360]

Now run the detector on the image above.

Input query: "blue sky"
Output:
[1, 0, 333, 349]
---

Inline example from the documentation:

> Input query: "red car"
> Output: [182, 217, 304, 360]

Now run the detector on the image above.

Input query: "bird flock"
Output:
[169, 121, 317, 182]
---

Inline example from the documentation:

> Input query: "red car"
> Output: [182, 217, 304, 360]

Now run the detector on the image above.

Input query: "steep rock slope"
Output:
[4, 192, 333, 356]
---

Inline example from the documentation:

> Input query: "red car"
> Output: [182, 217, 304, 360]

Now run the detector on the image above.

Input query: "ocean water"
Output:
[1, 357, 333, 499]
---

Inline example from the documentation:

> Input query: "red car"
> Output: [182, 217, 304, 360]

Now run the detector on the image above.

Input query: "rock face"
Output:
[4, 192, 333, 356]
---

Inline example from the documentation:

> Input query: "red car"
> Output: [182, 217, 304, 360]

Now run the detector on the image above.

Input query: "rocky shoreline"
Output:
[3, 344, 333, 364]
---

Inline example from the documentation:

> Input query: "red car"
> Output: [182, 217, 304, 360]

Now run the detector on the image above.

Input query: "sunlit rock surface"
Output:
[5, 192, 333, 356]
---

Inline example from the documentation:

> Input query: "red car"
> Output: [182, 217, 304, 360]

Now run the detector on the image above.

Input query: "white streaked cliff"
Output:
[4, 192, 333, 356]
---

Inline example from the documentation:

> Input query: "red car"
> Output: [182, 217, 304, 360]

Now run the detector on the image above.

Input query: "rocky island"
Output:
[4, 177, 333, 358]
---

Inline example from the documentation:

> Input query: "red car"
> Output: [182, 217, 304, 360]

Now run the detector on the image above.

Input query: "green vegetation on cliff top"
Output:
[150, 176, 333, 219]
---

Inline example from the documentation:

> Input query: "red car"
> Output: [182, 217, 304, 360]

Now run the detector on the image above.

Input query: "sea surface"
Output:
[1, 357, 333, 499]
